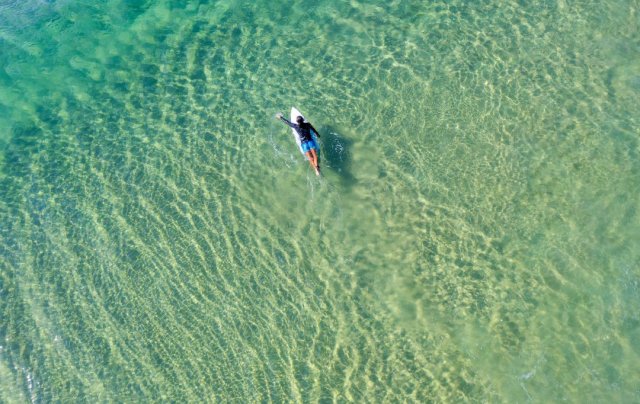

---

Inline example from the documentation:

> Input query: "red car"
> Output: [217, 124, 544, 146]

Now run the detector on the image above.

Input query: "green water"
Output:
[1, 0, 639, 401]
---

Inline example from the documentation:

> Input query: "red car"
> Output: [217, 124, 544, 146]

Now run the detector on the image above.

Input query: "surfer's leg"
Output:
[310, 149, 320, 175]
[305, 151, 315, 168]
[305, 150, 320, 175]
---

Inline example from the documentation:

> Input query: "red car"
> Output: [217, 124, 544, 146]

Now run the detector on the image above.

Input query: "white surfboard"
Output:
[290, 107, 320, 158]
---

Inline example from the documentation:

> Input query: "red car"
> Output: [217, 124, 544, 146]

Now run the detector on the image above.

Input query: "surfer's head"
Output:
[296, 116, 304, 124]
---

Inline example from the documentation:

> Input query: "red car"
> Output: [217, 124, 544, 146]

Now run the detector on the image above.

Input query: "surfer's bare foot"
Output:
[315, 166, 320, 176]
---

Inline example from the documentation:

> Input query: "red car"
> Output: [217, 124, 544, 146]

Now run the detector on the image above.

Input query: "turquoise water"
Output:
[1, 0, 639, 401]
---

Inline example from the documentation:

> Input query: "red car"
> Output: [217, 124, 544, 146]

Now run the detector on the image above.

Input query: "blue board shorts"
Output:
[301, 138, 318, 153]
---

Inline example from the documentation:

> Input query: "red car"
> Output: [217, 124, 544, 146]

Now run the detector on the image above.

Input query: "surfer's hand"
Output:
[275, 113, 283, 120]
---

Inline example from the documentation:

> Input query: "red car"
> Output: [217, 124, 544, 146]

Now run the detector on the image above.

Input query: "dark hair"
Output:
[296, 116, 304, 124]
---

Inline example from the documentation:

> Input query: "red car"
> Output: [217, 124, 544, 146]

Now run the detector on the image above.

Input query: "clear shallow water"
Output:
[1, 0, 639, 401]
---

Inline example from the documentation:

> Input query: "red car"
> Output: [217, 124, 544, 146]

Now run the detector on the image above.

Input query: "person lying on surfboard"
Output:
[275, 112, 321, 176]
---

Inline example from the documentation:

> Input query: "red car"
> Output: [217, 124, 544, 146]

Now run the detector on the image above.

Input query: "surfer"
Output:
[276, 112, 321, 176]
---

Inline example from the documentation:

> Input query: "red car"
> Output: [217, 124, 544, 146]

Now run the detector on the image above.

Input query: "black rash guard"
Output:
[280, 117, 318, 143]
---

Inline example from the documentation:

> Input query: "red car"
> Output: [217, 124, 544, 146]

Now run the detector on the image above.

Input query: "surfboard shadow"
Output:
[318, 125, 355, 187]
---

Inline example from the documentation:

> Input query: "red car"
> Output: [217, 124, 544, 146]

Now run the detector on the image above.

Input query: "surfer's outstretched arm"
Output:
[275, 113, 296, 128]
